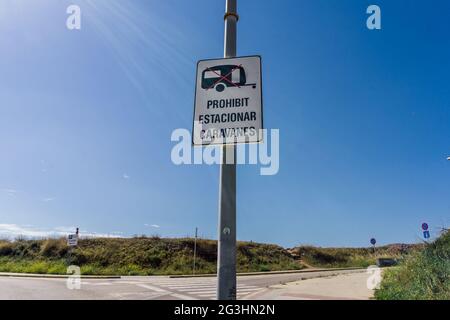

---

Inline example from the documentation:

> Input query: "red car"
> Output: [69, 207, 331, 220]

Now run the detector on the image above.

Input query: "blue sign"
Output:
[422, 223, 429, 231]
[370, 238, 376, 245]
[423, 231, 430, 239]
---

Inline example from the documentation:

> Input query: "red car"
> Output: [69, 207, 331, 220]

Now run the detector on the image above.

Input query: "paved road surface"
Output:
[246, 272, 375, 300]
[0, 269, 368, 300]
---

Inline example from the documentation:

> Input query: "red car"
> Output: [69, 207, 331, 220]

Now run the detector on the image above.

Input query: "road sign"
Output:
[370, 238, 376, 245]
[422, 223, 429, 231]
[193, 55, 263, 146]
[423, 231, 430, 239]
[67, 234, 78, 247]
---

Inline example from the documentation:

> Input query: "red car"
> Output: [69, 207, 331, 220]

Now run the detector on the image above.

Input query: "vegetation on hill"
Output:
[0, 237, 300, 275]
[290, 243, 422, 268]
[375, 231, 450, 300]
[0, 236, 427, 276]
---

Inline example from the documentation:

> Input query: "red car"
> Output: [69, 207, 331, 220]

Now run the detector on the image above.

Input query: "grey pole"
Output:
[217, 0, 238, 300]
[193, 227, 198, 275]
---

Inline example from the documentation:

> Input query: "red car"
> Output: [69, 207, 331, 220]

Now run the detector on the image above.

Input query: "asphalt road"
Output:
[247, 271, 375, 300]
[0, 269, 367, 300]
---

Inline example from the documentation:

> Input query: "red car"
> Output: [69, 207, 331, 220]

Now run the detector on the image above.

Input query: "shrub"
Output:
[0, 237, 301, 275]
[40, 238, 67, 258]
[0, 242, 13, 256]
[375, 231, 450, 300]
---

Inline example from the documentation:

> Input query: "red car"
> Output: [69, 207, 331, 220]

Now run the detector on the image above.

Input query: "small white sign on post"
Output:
[193, 55, 263, 145]
[67, 234, 78, 247]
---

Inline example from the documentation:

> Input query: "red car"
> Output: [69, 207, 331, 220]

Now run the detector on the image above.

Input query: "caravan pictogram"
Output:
[202, 64, 257, 92]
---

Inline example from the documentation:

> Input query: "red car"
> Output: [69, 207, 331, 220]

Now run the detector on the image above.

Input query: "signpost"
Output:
[67, 228, 79, 266]
[67, 233, 78, 247]
[193, 0, 266, 300]
[192, 0, 262, 300]
[422, 223, 430, 239]
[193, 227, 198, 275]
[216, 0, 238, 301]
[193, 55, 263, 145]
[370, 238, 376, 253]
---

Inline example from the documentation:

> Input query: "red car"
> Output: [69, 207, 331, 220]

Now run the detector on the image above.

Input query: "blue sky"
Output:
[0, 0, 449, 247]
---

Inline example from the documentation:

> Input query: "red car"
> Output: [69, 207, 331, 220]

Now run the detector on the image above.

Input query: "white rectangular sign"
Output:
[193, 55, 263, 145]
[67, 234, 78, 247]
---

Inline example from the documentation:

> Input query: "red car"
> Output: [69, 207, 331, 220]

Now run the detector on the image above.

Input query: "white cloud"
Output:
[0, 224, 52, 239]
[0, 224, 124, 240]
[144, 224, 160, 228]
[123, 174, 130, 179]
[1, 189, 18, 196]
[40, 160, 53, 173]
[42, 197, 56, 202]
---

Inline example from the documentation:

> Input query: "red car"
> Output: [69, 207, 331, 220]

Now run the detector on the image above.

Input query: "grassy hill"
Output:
[0, 236, 425, 276]
[375, 231, 450, 300]
[0, 237, 300, 275]
[290, 243, 423, 268]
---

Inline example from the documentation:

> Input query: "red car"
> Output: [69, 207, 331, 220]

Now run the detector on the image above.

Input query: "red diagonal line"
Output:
[206, 66, 239, 89]
[206, 65, 242, 90]
[215, 64, 242, 88]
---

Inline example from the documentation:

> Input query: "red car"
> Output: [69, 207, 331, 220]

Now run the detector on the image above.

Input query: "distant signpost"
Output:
[422, 223, 430, 239]
[370, 238, 377, 253]
[67, 234, 78, 247]
[67, 228, 79, 247]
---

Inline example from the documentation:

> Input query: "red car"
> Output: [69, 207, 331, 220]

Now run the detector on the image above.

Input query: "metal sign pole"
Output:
[217, 0, 238, 300]
[193, 227, 198, 275]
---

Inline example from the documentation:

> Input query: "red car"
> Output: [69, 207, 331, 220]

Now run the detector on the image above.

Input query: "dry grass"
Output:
[0, 237, 300, 275]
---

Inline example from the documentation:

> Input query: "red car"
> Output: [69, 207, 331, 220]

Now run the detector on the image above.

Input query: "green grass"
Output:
[0, 236, 425, 277]
[0, 257, 67, 274]
[0, 237, 301, 275]
[375, 231, 450, 300]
